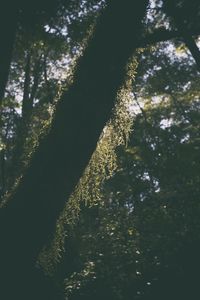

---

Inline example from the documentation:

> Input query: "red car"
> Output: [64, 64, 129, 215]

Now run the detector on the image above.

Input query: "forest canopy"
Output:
[0, 0, 200, 299]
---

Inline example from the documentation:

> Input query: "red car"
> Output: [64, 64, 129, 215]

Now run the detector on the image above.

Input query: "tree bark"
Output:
[22, 49, 32, 119]
[0, 5, 18, 105]
[30, 54, 42, 104]
[0, 149, 6, 197]
[0, 1, 148, 298]
[9, 49, 32, 187]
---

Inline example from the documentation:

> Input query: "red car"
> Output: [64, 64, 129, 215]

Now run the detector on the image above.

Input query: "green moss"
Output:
[38, 54, 140, 275]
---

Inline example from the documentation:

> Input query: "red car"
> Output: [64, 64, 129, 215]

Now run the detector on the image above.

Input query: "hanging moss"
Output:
[38, 53, 141, 275]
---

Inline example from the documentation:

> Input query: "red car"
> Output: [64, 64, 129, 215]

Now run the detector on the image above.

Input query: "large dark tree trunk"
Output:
[0, 0, 148, 299]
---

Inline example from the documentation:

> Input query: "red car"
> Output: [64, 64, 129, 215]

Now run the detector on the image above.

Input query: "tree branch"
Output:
[163, 1, 200, 71]
[140, 27, 200, 48]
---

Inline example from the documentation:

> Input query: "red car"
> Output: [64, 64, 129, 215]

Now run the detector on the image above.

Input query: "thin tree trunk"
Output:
[22, 49, 32, 119]
[9, 49, 32, 187]
[0, 5, 18, 104]
[0, 120, 10, 199]
[43, 53, 55, 103]
[0, 1, 148, 299]
[0, 149, 6, 197]
[30, 54, 42, 104]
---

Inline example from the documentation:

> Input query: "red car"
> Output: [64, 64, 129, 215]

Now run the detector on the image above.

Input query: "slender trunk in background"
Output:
[9, 50, 32, 187]
[0, 5, 18, 104]
[0, 149, 6, 197]
[30, 54, 42, 104]
[9, 50, 42, 187]
[9, 51, 42, 188]
[44, 53, 55, 103]
[22, 49, 32, 119]
[0, 1, 148, 299]
[0, 123, 9, 200]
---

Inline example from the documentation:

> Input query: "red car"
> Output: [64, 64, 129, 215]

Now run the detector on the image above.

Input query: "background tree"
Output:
[54, 38, 200, 300]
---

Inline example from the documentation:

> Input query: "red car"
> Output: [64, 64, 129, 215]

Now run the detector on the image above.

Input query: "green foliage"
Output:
[1, 1, 200, 299]
[37, 38, 200, 299]
[0, 0, 104, 196]
[58, 90, 200, 299]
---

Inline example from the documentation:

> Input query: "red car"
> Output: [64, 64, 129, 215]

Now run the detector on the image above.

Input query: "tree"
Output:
[58, 38, 200, 300]
[0, 1, 148, 299]
[0, 0, 101, 104]
[0, 0, 200, 299]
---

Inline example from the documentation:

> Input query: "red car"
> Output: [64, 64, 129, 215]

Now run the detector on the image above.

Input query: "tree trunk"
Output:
[22, 49, 32, 119]
[9, 49, 32, 187]
[30, 54, 42, 104]
[0, 149, 6, 197]
[0, 1, 148, 298]
[0, 5, 18, 104]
